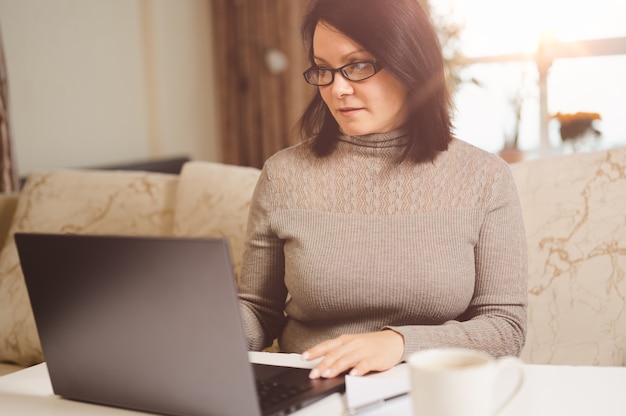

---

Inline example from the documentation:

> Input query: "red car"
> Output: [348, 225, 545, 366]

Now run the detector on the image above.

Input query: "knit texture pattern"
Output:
[239, 131, 527, 359]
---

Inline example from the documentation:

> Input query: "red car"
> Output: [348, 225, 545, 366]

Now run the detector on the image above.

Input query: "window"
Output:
[435, 0, 626, 156]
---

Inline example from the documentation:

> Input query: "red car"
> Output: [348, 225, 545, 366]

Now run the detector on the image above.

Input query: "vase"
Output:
[498, 148, 524, 163]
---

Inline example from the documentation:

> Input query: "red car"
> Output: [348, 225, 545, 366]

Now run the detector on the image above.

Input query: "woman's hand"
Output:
[302, 330, 405, 379]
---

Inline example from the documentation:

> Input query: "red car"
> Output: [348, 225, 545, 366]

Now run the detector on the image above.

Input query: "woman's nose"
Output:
[331, 73, 354, 97]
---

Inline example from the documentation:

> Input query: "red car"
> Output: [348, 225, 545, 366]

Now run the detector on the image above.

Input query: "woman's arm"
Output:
[238, 168, 288, 351]
[393, 164, 528, 359]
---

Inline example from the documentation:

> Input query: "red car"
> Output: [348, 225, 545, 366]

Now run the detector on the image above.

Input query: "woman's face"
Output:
[312, 21, 408, 136]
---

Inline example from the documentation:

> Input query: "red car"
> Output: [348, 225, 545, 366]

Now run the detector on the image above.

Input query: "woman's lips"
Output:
[337, 107, 362, 116]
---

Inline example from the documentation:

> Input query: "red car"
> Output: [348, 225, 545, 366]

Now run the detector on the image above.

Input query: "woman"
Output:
[238, 0, 527, 380]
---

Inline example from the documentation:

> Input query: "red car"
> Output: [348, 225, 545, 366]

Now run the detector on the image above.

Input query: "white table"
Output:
[1, 353, 625, 415]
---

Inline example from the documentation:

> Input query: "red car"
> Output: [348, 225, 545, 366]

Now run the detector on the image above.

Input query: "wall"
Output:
[0, 0, 218, 177]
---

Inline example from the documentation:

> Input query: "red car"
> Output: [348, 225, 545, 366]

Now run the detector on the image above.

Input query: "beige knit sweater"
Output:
[239, 131, 527, 359]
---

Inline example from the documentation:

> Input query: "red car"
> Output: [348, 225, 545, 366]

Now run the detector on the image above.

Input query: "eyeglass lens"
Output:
[304, 62, 378, 86]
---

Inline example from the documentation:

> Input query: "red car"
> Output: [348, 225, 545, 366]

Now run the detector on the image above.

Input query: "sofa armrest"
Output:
[0, 194, 18, 250]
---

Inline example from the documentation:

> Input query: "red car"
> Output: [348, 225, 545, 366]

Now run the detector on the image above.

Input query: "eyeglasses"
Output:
[302, 61, 382, 86]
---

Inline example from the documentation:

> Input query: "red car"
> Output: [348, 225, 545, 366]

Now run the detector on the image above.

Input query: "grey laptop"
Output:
[15, 232, 345, 416]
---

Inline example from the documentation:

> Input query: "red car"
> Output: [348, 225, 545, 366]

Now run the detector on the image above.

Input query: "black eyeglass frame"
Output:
[302, 61, 383, 86]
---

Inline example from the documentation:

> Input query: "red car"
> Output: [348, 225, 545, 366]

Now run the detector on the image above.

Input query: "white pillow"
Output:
[173, 161, 260, 281]
[0, 169, 178, 366]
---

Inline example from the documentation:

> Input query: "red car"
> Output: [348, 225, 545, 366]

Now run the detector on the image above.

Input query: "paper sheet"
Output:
[248, 351, 321, 369]
[344, 363, 410, 409]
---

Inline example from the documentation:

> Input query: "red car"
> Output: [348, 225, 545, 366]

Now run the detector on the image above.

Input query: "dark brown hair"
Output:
[298, 0, 453, 163]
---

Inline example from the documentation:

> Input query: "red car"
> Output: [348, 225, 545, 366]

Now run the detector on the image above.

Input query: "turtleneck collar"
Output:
[338, 129, 408, 149]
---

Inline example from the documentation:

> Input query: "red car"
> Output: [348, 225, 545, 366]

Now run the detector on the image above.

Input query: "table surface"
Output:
[1, 353, 625, 416]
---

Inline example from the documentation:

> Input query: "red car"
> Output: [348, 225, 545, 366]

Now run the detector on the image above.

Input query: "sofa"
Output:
[0, 161, 261, 375]
[513, 146, 626, 366]
[1, 148, 625, 376]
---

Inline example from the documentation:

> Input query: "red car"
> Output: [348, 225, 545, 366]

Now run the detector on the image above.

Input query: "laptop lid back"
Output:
[15, 232, 262, 416]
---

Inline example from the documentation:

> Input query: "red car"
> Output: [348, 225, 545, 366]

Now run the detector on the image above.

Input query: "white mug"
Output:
[407, 348, 524, 416]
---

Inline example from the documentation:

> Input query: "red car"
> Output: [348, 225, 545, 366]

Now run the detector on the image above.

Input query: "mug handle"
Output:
[493, 356, 524, 415]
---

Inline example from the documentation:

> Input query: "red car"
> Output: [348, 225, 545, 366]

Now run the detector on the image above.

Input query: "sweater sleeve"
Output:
[238, 167, 288, 351]
[388, 163, 528, 359]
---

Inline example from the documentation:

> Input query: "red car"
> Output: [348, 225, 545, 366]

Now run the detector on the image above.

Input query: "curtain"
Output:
[211, 0, 310, 169]
[0, 24, 18, 192]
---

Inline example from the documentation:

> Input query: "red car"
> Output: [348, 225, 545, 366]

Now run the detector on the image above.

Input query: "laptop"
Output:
[14, 232, 345, 416]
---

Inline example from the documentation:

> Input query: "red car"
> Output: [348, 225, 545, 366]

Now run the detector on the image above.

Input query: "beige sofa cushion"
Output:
[513, 146, 626, 365]
[0, 169, 178, 367]
[173, 161, 260, 281]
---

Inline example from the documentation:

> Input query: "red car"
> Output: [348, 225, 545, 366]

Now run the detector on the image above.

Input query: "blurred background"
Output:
[0, 0, 624, 188]
[444, 0, 626, 160]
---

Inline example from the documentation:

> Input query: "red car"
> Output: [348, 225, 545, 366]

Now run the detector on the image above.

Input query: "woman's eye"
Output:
[348, 62, 372, 74]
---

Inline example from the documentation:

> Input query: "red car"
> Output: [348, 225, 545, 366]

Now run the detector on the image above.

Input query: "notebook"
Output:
[14, 232, 345, 416]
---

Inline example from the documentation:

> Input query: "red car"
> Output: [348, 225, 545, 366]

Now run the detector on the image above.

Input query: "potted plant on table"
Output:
[551, 111, 602, 152]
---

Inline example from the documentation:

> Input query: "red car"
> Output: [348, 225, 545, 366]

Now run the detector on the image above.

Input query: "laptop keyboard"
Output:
[256, 379, 312, 409]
